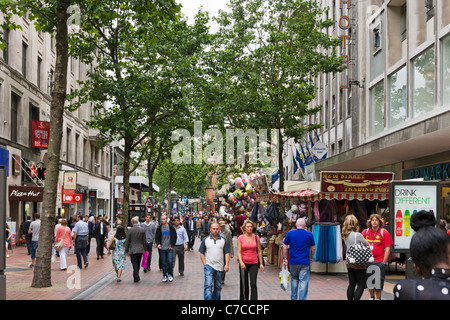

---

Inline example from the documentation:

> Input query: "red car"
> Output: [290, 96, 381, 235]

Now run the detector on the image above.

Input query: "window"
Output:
[412, 46, 435, 117]
[29, 103, 39, 147]
[11, 93, 20, 143]
[332, 95, 336, 126]
[388, 66, 407, 128]
[22, 41, 28, 77]
[442, 36, 450, 105]
[370, 81, 385, 135]
[2, 28, 9, 63]
[66, 127, 71, 162]
[426, 0, 435, 22]
[400, 4, 407, 42]
[37, 57, 42, 89]
[373, 26, 382, 53]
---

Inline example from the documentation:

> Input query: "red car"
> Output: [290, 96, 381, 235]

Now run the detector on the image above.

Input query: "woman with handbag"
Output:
[237, 220, 264, 300]
[107, 225, 126, 282]
[342, 214, 372, 300]
[54, 219, 72, 271]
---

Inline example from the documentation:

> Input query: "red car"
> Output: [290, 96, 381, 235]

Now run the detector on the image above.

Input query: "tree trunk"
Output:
[31, 0, 70, 288]
[122, 135, 132, 232]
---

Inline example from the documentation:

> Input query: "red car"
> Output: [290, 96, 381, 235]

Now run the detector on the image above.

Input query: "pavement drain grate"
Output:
[5, 268, 30, 272]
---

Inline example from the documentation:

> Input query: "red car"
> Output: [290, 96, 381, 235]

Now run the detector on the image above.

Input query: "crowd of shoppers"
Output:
[14, 209, 450, 300]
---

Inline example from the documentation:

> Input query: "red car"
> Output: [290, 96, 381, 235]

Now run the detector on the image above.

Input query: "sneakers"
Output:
[162, 276, 168, 282]
[168, 275, 173, 282]
[28, 263, 34, 268]
[162, 275, 173, 282]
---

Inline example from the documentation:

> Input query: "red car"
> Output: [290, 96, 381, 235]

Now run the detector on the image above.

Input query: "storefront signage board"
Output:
[389, 181, 440, 252]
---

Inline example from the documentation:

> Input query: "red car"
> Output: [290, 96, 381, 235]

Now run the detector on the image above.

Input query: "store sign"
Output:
[310, 141, 328, 160]
[62, 190, 82, 203]
[63, 172, 77, 190]
[31, 120, 50, 149]
[89, 190, 97, 199]
[9, 186, 44, 202]
[402, 162, 450, 181]
[320, 171, 394, 193]
[389, 181, 440, 252]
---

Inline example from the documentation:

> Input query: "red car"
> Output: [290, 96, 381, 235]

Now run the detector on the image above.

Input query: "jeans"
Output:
[30, 241, 38, 260]
[160, 248, 174, 276]
[75, 236, 88, 269]
[204, 264, 223, 300]
[290, 264, 310, 300]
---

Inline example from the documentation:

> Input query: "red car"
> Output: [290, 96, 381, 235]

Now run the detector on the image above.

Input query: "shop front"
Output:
[272, 171, 394, 273]
[8, 185, 44, 246]
[402, 161, 450, 222]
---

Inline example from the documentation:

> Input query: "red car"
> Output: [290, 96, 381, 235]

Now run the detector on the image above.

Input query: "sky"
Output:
[177, 0, 231, 32]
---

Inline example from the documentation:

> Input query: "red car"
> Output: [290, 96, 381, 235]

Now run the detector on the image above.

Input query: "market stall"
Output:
[272, 171, 394, 273]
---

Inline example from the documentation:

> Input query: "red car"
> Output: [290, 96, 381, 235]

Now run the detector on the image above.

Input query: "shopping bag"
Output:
[279, 265, 290, 291]
[142, 251, 149, 268]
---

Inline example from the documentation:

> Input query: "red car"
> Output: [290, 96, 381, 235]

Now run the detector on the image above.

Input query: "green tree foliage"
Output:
[200, 0, 344, 191]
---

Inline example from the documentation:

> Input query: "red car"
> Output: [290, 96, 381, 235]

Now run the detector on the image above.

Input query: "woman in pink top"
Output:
[55, 219, 72, 270]
[237, 219, 264, 300]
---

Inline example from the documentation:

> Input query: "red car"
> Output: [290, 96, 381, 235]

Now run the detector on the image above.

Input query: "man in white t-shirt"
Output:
[199, 222, 230, 300]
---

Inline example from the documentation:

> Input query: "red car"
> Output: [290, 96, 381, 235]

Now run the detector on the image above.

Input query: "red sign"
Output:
[145, 196, 154, 208]
[63, 189, 82, 203]
[320, 171, 394, 194]
[31, 120, 50, 149]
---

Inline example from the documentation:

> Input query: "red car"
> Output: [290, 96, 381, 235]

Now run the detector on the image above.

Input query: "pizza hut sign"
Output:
[9, 186, 44, 202]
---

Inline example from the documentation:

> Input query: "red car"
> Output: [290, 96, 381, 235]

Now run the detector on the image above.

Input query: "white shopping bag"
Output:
[279, 265, 290, 291]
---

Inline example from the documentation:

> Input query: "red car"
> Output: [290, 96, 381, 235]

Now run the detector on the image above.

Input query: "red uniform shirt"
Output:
[362, 228, 393, 263]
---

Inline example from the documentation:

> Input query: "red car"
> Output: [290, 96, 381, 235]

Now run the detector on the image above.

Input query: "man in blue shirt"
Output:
[73, 214, 90, 269]
[282, 218, 315, 300]
[172, 216, 189, 276]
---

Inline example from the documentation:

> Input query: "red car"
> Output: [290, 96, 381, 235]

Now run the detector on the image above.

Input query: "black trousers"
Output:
[130, 253, 143, 282]
[96, 236, 105, 258]
[187, 230, 195, 250]
[347, 267, 367, 300]
[173, 245, 185, 274]
[239, 263, 259, 300]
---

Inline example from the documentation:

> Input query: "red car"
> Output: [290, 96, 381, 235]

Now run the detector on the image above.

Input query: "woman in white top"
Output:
[342, 214, 371, 300]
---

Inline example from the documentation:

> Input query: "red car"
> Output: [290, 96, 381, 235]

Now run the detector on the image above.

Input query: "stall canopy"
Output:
[274, 190, 389, 201]
[274, 171, 393, 202]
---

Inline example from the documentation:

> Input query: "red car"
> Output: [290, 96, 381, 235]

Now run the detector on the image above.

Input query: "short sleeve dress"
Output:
[111, 237, 126, 270]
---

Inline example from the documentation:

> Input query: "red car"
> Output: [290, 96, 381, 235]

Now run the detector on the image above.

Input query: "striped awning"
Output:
[275, 190, 321, 202]
[275, 190, 389, 202]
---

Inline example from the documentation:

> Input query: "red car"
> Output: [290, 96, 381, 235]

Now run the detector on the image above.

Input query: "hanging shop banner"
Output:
[62, 189, 83, 203]
[9, 186, 44, 202]
[320, 171, 393, 194]
[31, 120, 50, 149]
[389, 181, 440, 252]
[63, 171, 77, 190]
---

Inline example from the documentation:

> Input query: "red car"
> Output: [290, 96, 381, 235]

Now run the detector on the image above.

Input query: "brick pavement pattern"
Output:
[4, 236, 394, 300]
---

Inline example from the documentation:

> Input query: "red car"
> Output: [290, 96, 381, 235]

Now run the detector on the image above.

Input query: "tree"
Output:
[69, 2, 211, 230]
[1, 0, 76, 288]
[202, 0, 344, 191]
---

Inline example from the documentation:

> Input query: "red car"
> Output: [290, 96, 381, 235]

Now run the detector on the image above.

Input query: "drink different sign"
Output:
[390, 181, 440, 251]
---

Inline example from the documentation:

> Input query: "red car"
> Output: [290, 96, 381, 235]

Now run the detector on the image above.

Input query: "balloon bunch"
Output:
[218, 173, 261, 215]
